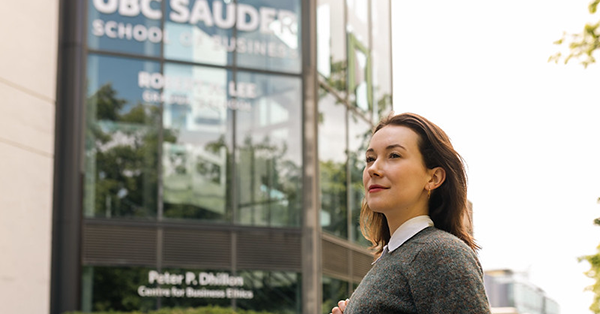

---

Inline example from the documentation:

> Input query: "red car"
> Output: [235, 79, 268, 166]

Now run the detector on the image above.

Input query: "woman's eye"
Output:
[390, 153, 400, 158]
[365, 156, 375, 163]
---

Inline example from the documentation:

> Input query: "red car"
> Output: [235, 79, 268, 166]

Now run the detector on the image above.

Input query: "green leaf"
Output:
[589, 0, 600, 13]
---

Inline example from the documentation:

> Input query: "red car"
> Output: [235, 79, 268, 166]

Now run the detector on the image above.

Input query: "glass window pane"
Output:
[165, 0, 234, 66]
[317, 0, 347, 94]
[348, 111, 371, 245]
[84, 54, 161, 219]
[237, 270, 301, 313]
[318, 89, 347, 238]
[236, 0, 302, 73]
[162, 63, 233, 222]
[347, 33, 372, 114]
[371, 0, 392, 120]
[88, 0, 163, 57]
[164, 0, 301, 73]
[81, 266, 156, 312]
[345, 0, 369, 45]
[235, 72, 302, 227]
[346, 0, 372, 114]
[82, 266, 300, 312]
[322, 276, 349, 314]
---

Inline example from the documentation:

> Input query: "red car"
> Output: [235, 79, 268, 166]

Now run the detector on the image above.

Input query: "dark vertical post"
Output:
[301, 0, 321, 313]
[50, 0, 86, 313]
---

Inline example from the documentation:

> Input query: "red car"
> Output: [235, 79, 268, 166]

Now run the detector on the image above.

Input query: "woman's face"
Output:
[362, 125, 432, 220]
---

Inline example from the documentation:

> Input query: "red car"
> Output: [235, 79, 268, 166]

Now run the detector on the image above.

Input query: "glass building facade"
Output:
[316, 0, 392, 312]
[51, 0, 392, 313]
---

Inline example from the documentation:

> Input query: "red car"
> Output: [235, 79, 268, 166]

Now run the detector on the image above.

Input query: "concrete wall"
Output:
[0, 1, 59, 313]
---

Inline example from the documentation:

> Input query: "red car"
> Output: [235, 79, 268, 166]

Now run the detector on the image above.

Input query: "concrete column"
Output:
[301, 0, 322, 313]
[0, 1, 59, 313]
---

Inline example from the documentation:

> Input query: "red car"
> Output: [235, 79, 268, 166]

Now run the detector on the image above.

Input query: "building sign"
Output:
[137, 270, 254, 299]
[139, 70, 256, 114]
[88, 0, 302, 73]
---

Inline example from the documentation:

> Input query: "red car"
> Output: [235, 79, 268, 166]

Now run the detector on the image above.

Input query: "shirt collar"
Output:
[386, 215, 434, 253]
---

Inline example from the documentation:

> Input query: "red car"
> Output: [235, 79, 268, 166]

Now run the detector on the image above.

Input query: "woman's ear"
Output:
[428, 167, 446, 190]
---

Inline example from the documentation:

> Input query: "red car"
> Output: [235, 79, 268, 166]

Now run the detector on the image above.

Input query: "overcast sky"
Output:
[391, 1, 600, 313]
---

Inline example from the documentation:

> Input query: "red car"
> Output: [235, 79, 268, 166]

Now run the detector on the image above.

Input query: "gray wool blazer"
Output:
[344, 227, 491, 314]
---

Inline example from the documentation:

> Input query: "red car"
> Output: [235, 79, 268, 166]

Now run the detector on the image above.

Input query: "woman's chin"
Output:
[367, 204, 386, 214]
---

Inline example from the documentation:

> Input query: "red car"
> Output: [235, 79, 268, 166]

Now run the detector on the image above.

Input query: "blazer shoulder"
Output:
[405, 227, 478, 263]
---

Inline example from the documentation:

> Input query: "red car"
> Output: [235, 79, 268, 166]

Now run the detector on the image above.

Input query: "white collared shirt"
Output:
[373, 215, 434, 264]
[387, 215, 434, 253]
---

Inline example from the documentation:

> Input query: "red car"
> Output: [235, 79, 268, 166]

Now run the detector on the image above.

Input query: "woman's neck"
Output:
[385, 205, 428, 236]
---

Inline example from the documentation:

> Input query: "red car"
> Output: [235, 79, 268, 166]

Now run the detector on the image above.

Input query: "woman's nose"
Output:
[367, 161, 382, 177]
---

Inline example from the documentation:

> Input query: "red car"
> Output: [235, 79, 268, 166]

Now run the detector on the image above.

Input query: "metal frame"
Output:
[51, 0, 86, 312]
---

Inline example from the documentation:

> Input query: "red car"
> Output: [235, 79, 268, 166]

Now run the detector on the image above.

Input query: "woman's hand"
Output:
[330, 299, 349, 314]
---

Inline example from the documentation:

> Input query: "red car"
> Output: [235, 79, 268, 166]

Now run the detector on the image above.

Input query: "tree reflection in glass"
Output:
[85, 83, 172, 218]
[237, 134, 302, 227]
[235, 72, 302, 228]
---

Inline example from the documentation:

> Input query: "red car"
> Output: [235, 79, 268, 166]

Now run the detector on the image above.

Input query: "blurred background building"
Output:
[486, 269, 560, 314]
[1, 0, 392, 313]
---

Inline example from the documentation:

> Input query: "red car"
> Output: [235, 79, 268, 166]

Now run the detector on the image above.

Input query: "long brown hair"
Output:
[359, 112, 479, 255]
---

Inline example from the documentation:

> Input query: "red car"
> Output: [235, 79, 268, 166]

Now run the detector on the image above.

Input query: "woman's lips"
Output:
[368, 185, 387, 193]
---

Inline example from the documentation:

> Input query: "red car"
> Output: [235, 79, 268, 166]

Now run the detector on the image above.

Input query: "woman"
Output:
[332, 113, 490, 314]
